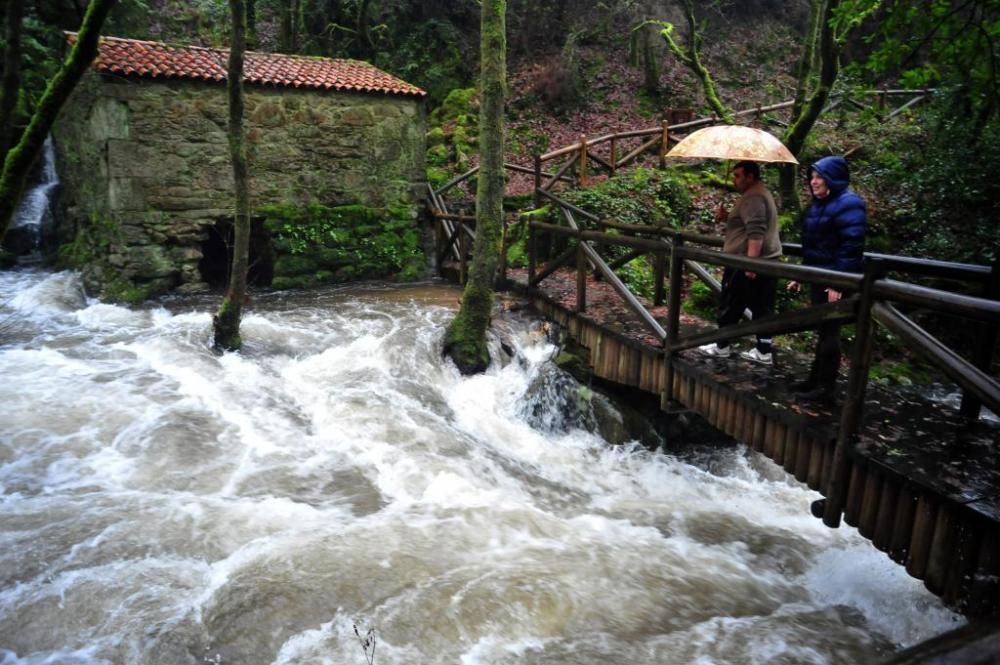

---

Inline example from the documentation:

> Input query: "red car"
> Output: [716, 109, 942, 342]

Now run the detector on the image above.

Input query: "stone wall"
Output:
[53, 72, 426, 300]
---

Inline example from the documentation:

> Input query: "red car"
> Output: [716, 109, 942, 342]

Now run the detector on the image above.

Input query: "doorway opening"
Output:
[199, 217, 274, 288]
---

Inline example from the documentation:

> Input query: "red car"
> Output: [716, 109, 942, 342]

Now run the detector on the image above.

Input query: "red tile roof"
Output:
[68, 33, 426, 98]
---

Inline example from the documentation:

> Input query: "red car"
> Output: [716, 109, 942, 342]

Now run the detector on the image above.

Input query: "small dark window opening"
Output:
[199, 217, 274, 288]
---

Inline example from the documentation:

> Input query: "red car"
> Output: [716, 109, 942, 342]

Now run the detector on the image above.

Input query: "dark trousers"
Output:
[716, 267, 777, 352]
[808, 284, 842, 389]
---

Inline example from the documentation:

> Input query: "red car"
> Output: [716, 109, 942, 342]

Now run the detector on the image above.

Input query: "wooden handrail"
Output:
[874, 302, 1000, 414]
[536, 188, 601, 222]
[431, 89, 937, 203]
[670, 298, 858, 352]
[874, 280, 1000, 324]
[781, 243, 990, 281]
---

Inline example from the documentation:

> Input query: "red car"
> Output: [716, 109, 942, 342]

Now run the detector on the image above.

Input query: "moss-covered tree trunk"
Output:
[213, 0, 251, 351]
[443, 0, 506, 375]
[0, 0, 116, 242]
[638, 2, 733, 123]
[0, 0, 25, 163]
[780, 0, 841, 210]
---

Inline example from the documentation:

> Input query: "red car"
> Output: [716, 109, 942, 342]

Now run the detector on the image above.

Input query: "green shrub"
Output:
[682, 278, 716, 319]
[617, 256, 656, 300]
[561, 167, 692, 228]
[261, 203, 424, 284]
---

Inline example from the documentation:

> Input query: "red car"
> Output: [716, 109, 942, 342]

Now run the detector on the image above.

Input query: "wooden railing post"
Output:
[576, 237, 587, 313]
[663, 233, 684, 407]
[533, 154, 542, 209]
[960, 260, 1000, 419]
[659, 120, 669, 169]
[610, 137, 617, 177]
[824, 259, 884, 528]
[578, 135, 588, 187]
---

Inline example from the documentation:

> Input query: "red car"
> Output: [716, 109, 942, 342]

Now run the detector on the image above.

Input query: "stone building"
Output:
[54, 34, 427, 300]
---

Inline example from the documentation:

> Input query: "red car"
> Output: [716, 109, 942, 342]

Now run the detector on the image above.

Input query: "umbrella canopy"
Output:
[664, 125, 799, 164]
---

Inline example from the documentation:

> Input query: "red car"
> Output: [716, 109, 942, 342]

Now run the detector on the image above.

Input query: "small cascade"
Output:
[5, 136, 60, 258]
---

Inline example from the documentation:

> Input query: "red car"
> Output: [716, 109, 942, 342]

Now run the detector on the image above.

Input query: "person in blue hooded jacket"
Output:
[789, 155, 867, 404]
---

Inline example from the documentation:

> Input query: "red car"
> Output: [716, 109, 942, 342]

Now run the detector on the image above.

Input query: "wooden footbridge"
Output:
[425, 90, 1000, 621]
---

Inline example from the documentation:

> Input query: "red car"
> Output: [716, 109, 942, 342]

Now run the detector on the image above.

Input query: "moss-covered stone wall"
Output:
[53, 72, 426, 300]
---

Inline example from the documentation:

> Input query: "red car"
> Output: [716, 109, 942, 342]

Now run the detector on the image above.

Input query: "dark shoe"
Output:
[811, 499, 827, 519]
[797, 386, 836, 405]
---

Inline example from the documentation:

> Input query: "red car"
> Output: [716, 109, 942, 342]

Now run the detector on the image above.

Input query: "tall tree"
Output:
[636, 0, 733, 122]
[861, 0, 999, 137]
[778, 0, 881, 209]
[442, 0, 506, 374]
[277, 0, 300, 52]
[0, 0, 25, 163]
[212, 0, 252, 351]
[0, 0, 116, 243]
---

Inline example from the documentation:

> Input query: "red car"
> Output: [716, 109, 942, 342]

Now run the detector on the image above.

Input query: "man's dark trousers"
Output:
[715, 267, 777, 352]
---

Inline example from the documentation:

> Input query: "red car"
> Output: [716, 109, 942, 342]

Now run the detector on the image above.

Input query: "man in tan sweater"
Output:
[699, 160, 782, 365]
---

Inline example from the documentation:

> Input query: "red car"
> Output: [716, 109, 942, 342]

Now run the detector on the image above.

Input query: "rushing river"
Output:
[0, 269, 962, 665]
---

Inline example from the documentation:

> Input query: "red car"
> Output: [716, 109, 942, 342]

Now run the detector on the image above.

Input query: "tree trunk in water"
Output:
[213, 0, 251, 352]
[443, 0, 506, 375]
[0, 0, 116, 242]
[0, 0, 25, 164]
[780, 0, 841, 211]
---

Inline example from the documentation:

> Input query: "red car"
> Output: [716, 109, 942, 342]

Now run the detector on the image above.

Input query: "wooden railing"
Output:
[426, 88, 936, 228]
[523, 196, 1000, 466]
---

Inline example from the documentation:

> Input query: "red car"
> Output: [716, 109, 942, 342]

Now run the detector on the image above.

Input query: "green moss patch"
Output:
[262, 203, 425, 286]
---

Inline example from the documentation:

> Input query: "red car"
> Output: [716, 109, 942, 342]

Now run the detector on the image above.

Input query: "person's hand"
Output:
[745, 271, 757, 280]
[715, 203, 727, 222]
[786, 280, 800, 292]
[826, 288, 842, 302]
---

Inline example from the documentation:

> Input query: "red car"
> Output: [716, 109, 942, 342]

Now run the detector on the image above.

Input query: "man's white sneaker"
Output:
[740, 348, 773, 365]
[698, 343, 731, 358]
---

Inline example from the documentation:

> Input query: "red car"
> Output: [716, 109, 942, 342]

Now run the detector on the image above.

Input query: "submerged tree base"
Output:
[442, 286, 494, 374]
[212, 296, 243, 352]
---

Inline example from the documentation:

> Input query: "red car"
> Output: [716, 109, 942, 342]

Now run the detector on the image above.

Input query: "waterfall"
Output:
[7, 136, 59, 256]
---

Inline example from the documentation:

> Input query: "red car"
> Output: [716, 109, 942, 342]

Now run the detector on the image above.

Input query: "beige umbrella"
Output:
[664, 124, 798, 164]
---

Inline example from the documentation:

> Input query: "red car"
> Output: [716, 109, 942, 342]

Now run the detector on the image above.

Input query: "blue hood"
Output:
[812, 156, 851, 196]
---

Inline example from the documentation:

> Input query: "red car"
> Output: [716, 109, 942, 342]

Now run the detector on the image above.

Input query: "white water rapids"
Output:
[0, 270, 962, 664]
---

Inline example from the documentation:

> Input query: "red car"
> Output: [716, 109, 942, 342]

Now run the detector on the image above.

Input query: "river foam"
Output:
[0, 270, 963, 664]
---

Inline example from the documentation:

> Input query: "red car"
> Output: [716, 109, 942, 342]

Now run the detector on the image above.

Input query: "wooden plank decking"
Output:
[506, 267, 1000, 616]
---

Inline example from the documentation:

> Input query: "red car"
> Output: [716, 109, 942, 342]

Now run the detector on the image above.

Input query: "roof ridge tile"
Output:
[67, 32, 426, 99]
